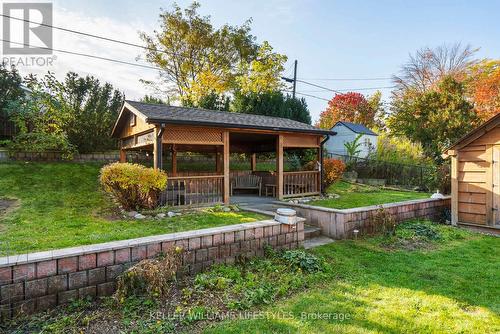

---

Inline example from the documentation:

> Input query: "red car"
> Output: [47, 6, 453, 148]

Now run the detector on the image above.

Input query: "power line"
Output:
[300, 86, 395, 93]
[0, 13, 169, 56]
[284, 90, 330, 101]
[295, 79, 343, 94]
[297, 79, 395, 93]
[298, 77, 392, 81]
[0, 38, 163, 71]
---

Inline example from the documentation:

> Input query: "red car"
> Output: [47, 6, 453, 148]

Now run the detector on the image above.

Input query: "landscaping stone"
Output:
[134, 213, 146, 219]
[156, 213, 166, 219]
[167, 211, 176, 217]
[127, 211, 138, 217]
[223, 207, 231, 212]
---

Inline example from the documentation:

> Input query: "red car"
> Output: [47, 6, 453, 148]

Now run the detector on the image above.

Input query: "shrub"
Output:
[115, 247, 183, 300]
[323, 158, 346, 188]
[100, 162, 167, 210]
[305, 158, 346, 189]
[367, 206, 397, 236]
[6, 132, 77, 159]
[280, 249, 324, 273]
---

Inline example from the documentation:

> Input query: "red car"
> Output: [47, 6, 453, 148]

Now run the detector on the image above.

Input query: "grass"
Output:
[0, 162, 266, 255]
[309, 181, 431, 209]
[205, 222, 499, 334]
[4, 221, 499, 333]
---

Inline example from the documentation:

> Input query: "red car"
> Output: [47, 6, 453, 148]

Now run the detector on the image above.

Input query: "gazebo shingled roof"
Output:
[111, 100, 334, 138]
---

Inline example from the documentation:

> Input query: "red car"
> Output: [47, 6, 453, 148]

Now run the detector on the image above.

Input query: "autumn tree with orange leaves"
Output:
[466, 60, 500, 120]
[317, 91, 381, 129]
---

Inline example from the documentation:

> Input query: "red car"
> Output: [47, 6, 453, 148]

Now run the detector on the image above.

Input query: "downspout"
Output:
[320, 135, 330, 195]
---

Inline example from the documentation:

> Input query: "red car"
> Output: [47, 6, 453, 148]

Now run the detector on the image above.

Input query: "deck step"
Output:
[304, 225, 322, 239]
[304, 236, 335, 249]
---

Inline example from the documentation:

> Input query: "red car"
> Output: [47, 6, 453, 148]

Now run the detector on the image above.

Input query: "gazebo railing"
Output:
[283, 171, 320, 197]
[160, 175, 224, 207]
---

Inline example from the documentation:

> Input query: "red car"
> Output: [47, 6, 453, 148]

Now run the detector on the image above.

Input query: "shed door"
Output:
[493, 146, 500, 227]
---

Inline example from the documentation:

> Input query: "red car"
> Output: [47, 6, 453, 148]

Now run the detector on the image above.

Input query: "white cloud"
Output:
[2, 6, 160, 100]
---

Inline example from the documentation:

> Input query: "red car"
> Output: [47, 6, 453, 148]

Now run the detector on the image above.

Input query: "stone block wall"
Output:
[281, 197, 450, 239]
[0, 220, 303, 322]
[3, 151, 151, 163]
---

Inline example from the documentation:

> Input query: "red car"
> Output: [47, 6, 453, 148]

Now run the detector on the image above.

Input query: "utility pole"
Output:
[281, 59, 298, 98]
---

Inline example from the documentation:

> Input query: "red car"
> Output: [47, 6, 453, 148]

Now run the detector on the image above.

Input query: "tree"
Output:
[317, 92, 379, 129]
[232, 91, 311, 124]
[0, 64, 25, 139]
[197, 92, 230, 111]
[387, 76, 479, 163]
[236, 41, 287, 94]
[393, 43, 478, 94]
[369, 132, 431, 166]
[466, 59, 500, 120]
[344, 134, 363, 158]
[6, 74, 76, 157]
[0, 64, 24, 113]
[7, 72, 124, 155]
[60, 72, 124, 153]
[140, 2, 286, 108]
[140, 95, 169, 105]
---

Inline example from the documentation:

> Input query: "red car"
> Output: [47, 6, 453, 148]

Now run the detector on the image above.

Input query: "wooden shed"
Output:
[445, 113, 500, 231]
[111, 101, 335, 206]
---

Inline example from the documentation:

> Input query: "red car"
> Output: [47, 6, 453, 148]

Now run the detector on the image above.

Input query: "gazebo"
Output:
[111, 101, 335, 206]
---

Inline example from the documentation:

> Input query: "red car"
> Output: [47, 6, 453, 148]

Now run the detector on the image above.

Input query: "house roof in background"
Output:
[117, 100, 335, 136]
[333, 121, 378, 136]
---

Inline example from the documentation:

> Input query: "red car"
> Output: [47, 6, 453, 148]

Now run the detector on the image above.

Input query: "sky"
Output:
[1, 0, 499, 122]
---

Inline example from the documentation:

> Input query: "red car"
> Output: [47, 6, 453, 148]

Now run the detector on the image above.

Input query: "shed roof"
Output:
[444, 112, 500, 156]
[112, 100, 335, 137]
[334, 121, 378, 136]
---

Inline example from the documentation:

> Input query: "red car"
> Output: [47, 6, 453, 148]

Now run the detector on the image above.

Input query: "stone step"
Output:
[304, 236, 335, 249]
[304, 225, 322, 239]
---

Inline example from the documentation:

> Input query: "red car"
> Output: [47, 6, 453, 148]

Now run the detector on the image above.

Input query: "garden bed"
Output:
[0, 163, 265, 255]
[3, 221, 498, 333]
[308, 181, 430, 209]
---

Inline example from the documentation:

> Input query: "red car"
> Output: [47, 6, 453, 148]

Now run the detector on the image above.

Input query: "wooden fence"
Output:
[283, 171, 320, 197]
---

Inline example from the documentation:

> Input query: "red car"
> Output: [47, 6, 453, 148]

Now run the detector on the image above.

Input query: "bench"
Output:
[231, 174, 262, 196]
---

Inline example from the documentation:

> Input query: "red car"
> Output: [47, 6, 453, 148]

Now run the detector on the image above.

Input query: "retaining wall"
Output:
[280, 197, 450, 239]
[0, 220, 303, 322]
[0, 150, 150, 163]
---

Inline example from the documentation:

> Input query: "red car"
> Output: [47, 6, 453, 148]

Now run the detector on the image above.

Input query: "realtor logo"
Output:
[2, 2, 53, 55]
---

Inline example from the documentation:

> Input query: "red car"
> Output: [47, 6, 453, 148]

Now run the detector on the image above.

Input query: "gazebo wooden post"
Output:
[171, 144, 177, 176]
[276, 134, 284, 200]
[119, 141, 126, 163]
[250, 153, 257, 172]
[223, 131, 230, 204]
[317, 147, 322, 193]
[153, 125, 165, 170]
[215, 146, 222, 174]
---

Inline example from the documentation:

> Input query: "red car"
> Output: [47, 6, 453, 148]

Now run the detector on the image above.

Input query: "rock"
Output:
[223, 207, 231, 212]
[134, 213, 146, 219]
[156, 213, 166, 219]
[127, 211, 138, 217]
[232, 207, 240, 212]
[167, 211, 176, 218]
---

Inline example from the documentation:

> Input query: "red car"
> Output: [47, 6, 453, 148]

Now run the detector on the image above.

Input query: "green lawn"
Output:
[5, 221, 499, 333]
[205, 222, 499, 333]
[0, 162, 265, 255]
[309, 181, 431, 209]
